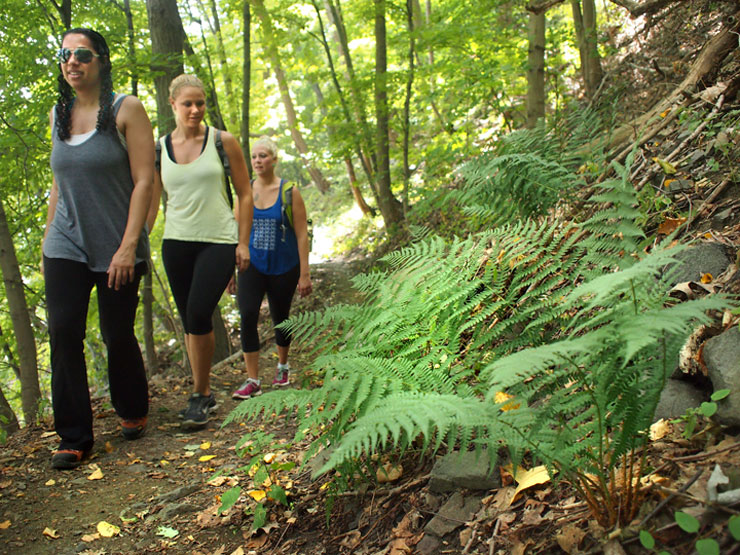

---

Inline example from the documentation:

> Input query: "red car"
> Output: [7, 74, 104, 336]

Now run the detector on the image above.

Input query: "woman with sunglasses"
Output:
[146, 75, 252, 430]
[43, 28, 154, 469]
[232, 136, 312, 401]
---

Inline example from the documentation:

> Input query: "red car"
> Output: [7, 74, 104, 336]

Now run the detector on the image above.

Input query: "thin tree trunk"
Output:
[241, 0, 252, 162]
[252, 0, 331, 193]
[0, 200, 40, 424]
[526, 11, 546, 128]
[374, 0, 404, 228]
[212, 308, 232, 362]
[581, 0, 603, 96]
[142, 271, 156, 374]
[0, 383, 19, 438]
[123, 0, 138, 96]
[570, 0, 589, 93]
[402, 0, 415, 216]
[0, 323, 20, 381]
[207, 0, 239, 132]
[345, 159, 374, 216]
[146, 0, 185, 134]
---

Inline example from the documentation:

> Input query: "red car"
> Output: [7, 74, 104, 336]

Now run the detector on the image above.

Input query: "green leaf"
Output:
[273, 461, 297, 472]
[710, 389, 731, 401]
[252, 503, 268, 530]
[254, 466, 269, 485]
[639, 530, 655, 549]
[729, 515, 740, 540]
[675, 511, 700, 533]
[699, 402, 717, 417]
[156, 526, 179, 538]
[268, 485, 288, 506]
[218, 486, 241, 515]
[695, 538, 719, 555]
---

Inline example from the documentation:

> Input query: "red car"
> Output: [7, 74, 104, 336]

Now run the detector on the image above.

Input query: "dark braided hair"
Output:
[54, 28, 115, 141]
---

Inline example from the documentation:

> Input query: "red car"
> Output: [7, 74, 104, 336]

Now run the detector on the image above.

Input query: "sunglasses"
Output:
[57, 47, 99, 64]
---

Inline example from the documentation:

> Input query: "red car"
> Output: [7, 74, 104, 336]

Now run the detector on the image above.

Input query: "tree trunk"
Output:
[123, 0, 138, 96]
[0, 322, 20, 380]
[402, 0, 415, 216]
[142, 271, 156, 375]
[208, 0, 239, 132]
[146, 0, 184, 134]
[526, 11, 546, 128]
[252, 0, 331, 193]
[0, 382, 19, 438]
[212, 308, 232, 363]
[241, 0, 252, 163]
[581, 0, 603, 96]
[0, 199, 40, 424]
[570, 0, 589, 93]
[345, 159, 374, 216]
[374, 0, 404, 228]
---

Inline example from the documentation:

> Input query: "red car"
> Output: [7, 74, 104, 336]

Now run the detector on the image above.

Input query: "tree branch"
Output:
[526, 0, 564, 15]
[608, 0, 685, 18]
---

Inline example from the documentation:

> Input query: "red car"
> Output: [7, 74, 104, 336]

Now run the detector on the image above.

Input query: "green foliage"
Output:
[226, 138, 733, 528]
[672, 388, 730, 439]
[641, 510, 738, 554]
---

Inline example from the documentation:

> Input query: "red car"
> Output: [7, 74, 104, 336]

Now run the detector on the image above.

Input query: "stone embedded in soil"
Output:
[424, 491, 482, 537]
[429, 449, 500, 493]
[704, 326, 740, 427]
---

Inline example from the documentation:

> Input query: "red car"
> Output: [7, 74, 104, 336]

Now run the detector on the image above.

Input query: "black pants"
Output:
[44, 256, 149, 452]
[237, 264, 300, 352]
[161, 240, 236, 335]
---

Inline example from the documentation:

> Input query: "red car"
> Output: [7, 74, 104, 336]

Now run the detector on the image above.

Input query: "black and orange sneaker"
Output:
[51, 449, 89, 470]
[120, 417, 147, 440]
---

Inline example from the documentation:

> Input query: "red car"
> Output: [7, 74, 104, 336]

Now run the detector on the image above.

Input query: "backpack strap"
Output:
[280, 181, 294, 229]
[214, 129, 233, 208]
[154, 139, 162, 174]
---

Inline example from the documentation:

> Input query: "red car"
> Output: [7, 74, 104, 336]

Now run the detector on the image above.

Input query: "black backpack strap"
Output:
[154, 139, 162, 174]
[214, 129, 233, 208]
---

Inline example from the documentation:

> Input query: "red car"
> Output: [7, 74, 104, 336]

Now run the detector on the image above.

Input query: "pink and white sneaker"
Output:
[272, 368, 290, 387]
[232, 379, 262, 400]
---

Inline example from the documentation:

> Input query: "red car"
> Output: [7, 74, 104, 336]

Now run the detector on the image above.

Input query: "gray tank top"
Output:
[45, 95, 149, 271]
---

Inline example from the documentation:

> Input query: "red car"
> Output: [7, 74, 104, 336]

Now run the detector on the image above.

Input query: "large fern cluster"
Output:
[225, 141, 730, 527]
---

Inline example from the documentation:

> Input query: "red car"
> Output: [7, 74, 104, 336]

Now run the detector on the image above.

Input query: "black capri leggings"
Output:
[161, 239, 236, 335]
[237, 264, 300, 352]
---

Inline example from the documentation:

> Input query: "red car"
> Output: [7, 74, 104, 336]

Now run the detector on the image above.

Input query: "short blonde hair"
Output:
[252, 135, 278, 158]
[169, 74, 205, 100]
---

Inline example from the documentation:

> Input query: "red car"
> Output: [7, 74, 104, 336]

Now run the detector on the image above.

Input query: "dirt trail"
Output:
[0, 260, 362, 555]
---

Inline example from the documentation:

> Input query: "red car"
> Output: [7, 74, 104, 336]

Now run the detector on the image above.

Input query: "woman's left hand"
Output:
[107, 246, 136, 289]
[297, 274, 312, 297]
[236, 242, 250, 272]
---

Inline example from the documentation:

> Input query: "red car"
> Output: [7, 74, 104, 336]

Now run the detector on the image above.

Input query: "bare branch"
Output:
[608, 0, 685, 18]
[526, 0, 564, 15]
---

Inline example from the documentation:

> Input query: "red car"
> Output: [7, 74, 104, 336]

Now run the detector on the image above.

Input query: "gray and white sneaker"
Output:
[178, 392, 217, 419]
[181, 393, 216, 430]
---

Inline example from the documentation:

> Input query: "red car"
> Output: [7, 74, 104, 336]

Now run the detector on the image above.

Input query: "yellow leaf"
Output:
[42, 527, 59, 539]
[503, 465, 551, 506]
[97, 521, 120, 537]
[160, 460, 170, 466]
[199, 455, 216, 462]
[649, 418, 672, 441]
[377, 463, 403, 483]
[248, 489, 266, 502]
[660, 108, 670, 118]
[200, 442, 211, 450]
[105, 441, 114, 453]
[45, 479, 56, 486]
[319, 482, 330, 491]
[652, 157, 677, 175]
[0, 520, 10, 530]
[494, 391, 520, 411]
[701, 273, 713, 284]
[87, 467, 104, 481]
[263, 452, 276, 464]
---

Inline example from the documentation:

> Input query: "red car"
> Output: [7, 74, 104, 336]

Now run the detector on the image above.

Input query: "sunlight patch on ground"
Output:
[309, 204, 372, 264]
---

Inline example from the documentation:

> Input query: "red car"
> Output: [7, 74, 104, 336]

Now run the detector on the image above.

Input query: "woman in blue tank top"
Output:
[43, 28, 154, 469]
[233, 136, 313, 400]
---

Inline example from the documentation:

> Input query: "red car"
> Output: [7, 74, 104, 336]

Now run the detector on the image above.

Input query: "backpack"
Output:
[155, 127, 233, 208]
[279, 181, 313, 251]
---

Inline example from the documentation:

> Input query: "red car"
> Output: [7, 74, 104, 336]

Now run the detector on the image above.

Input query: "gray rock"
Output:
[653, 379, 705, 421]
[704, 327, 740, 427]
[153, 484, 200, 504]
[668, 243, 731, 285]
[429, 449, 500, 493]
[424, 492, 482, 537]
[157, 502, 199, 521]
[416, 535, 441, 555]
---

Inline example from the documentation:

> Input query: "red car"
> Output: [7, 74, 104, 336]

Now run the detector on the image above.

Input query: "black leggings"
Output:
[44, 256, 149, 452]
[161, 240, 236, 335]
[237, 264, 299, 352]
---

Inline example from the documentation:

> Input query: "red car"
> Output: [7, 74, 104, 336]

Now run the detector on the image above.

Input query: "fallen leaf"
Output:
[263, 452, 276, 464]
[701, 273, 713, 284]
[657, 216, 686, 235]
[105, 441, 114, 453]
[0, 520, 10, 529]
[199, 455, 216, 462]
[503, 465, 552, 506]
[200, 441, 211, 450]
[88, 466, 104, 481]
[229, 547, 246, 555]
[556, 524, 586, 553]
[494, 391, 521, 411]
[652, 157, 677, 174]
[42, 527, 59, 539]
[97, 521, 120, 537]
[650, 419, 672, 441]
[81, 533, 100, 542]
[377, 463, 403, 483]
[660, 109, 670, 118]
[248, 489, 266, 502]
[45, 479, 56, 486]
[339, 530, 362, 550]
[156, 525, 179, 538]
[246, 534, 269, 549]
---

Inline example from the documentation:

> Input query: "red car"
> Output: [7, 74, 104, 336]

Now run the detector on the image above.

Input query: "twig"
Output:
[462, 523, 478, 554]
[667, 441, 740, 462]
[685, 178, 733, 230]
[636, 469, 703, 529]
[488, 516, 501, 555]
